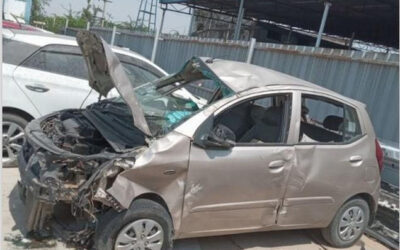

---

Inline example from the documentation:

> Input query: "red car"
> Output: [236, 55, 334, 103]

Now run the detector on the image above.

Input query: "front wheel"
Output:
[94, 199, 173, 250]
[321, 198, 370, 248]
[3, 113, 28, 167]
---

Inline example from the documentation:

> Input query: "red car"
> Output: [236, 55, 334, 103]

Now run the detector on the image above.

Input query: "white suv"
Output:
[3, 29, 168, 166]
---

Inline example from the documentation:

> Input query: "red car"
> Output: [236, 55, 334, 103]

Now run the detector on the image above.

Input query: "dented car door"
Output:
[180, 92, 297, 236]
[278, 91, 376, 228]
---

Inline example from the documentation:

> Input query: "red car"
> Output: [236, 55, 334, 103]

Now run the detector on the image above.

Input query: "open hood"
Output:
[76, 31, 151, 136]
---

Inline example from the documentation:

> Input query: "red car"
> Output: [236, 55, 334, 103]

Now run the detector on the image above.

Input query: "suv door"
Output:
[278, 92, 371, 228]
[180, 92, 296, 236]
[13, 44, 94, 115]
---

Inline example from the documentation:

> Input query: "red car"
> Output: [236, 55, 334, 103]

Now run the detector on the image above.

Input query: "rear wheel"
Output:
[94, 199, 173, 250]
[321, 198, 370, 248]
[3, 113, 28, 167]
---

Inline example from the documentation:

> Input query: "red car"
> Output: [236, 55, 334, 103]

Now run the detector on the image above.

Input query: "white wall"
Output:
[3, 0, 27, 23]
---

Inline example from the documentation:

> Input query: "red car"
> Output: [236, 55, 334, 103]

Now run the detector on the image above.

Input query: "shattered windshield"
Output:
[126, 74, 233, 136]
[88, 58, 234, 138]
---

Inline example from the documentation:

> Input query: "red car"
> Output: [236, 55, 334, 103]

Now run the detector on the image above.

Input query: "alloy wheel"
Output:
[2, 121, 25, 167]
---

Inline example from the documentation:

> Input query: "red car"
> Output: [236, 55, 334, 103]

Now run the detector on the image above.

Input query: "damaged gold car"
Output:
[18, 31, 383, 250]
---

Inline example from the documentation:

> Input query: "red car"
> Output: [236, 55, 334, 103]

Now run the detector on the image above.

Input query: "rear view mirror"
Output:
[200, 132, 235, 149]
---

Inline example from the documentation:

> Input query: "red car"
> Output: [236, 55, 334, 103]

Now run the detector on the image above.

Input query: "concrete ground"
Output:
[2, 167, 388, 250]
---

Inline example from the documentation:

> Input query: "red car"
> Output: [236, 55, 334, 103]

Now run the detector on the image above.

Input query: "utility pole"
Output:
[100, 0, 112, 27]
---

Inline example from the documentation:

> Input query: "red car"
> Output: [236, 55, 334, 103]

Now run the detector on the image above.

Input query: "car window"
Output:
[212, 94, 292, 144]
[21, 45, 88, 79]
[121, 62, 159, 87]
[299, 94, 361, 143]
[3, 38, 39, 65]
[21, 44, 163, 83]
[343, 105, 362, 141]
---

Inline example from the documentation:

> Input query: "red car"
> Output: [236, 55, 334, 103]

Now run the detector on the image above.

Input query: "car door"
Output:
[13, 44, 96, 116]
[180, 92, 297, 236]
[278, 91, 371, 228]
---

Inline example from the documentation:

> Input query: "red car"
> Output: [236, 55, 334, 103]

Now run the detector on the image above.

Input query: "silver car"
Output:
[18, 31, 383, 250]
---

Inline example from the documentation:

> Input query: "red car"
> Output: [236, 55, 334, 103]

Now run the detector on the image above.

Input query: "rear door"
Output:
[13, 44, 95, 115]
[278, 91, 372, 228]
[180, 92, 297, 236]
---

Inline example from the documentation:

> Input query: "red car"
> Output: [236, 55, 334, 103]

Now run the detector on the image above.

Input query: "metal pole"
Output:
[246, 38, 256, 64]
[188, 7, 194, 36]
[315, 2, 331, 48]
[102, 0, 107, 27]
[233, 0, 245, 40]
[151, 7, 166, 62]
[64, 18, 69, 35]
[110, 25, 117, 46]
[86, 21, 90, 30]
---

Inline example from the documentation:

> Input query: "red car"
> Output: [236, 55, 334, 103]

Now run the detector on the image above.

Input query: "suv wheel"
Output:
[94, 199, 173, 250]
[3, 113, 28, 167]
[321, 198, 370, 248]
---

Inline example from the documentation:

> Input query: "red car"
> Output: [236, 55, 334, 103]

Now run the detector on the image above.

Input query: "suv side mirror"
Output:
[200, 132, 235, 149]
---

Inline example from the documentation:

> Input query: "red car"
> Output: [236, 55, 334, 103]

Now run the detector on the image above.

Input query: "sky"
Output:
[45, 0, 192, 34]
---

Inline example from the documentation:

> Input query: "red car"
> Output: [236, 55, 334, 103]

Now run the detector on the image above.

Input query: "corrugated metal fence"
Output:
[66, 27, 399, 143]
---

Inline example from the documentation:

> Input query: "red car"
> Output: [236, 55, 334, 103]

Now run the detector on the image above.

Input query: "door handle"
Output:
[25, 85, 49, 93]
[268, 160, 285, 169]
[349, 155, 363, 163]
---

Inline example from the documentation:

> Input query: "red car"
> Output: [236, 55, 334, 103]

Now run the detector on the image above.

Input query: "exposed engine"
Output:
[19, 108, 146, 247]
[40, 110, 112, 155]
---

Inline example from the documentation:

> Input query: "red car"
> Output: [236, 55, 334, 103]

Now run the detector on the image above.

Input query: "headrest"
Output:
[251, 106, 282, 126]
[323, 115, 343, 131]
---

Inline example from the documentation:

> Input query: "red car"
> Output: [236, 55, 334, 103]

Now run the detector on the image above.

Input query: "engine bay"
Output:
[41, 110, 111, 155]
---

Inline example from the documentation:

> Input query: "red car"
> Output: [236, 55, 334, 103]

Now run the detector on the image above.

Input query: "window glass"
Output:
[21, 45, 163, 83]
[212, 94, 292, 144]
[22, 48, 88, 79]
[299, 94, 361, 143]
[109, 72, 234, 137]
[3, 38, 39, 65]
[121, 62, 159, 87]
[343, 105, 362, 141]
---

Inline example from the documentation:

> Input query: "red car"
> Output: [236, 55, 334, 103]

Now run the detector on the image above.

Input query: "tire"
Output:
[3, 113, 29, 167]
[94, 199, 174, 250]
[321, 198, 370, 248]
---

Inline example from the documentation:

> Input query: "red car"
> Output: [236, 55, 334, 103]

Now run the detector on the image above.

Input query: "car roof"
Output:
[4, 28, 166, 74]
[202, 57, 364, 107]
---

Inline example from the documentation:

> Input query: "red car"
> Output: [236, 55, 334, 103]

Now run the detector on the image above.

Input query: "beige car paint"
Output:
[106, 85, 380, 239]
[74, 33, 379, 239]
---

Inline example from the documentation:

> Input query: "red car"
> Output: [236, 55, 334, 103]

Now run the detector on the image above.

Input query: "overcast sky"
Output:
[45, 0, 192, 34]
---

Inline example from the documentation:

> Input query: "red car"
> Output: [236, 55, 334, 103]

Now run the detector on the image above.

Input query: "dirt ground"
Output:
[2, 167, 388, 250]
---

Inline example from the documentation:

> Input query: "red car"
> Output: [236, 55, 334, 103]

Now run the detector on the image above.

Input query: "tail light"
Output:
[375, 139, 384, 173]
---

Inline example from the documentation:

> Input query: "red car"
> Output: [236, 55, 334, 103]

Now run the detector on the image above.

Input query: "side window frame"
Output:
[211, 91, 295, 147]
[296, 91, 365, 145]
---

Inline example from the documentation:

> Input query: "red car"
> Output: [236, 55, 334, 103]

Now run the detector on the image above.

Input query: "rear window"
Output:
[20, 44, 164, 83]
[22, 45, 88, 79]
[3, 38, 39, 65]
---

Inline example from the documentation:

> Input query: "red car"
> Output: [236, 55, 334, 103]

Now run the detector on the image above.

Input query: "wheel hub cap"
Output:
[114, 219, 164, 250]
[338, 206, 365, 241]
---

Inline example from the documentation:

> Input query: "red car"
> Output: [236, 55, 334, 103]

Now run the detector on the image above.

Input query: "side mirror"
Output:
[200, 132, 235, 149]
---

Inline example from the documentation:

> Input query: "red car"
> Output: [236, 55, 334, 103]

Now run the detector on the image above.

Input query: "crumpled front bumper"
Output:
[17, 144, 55, 236]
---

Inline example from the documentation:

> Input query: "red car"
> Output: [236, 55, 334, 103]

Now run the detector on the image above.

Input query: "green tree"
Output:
[31, 0, 51, 22]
